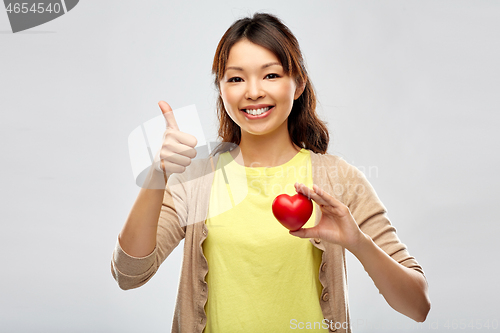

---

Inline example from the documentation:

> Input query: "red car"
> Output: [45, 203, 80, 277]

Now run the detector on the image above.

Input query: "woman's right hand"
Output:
[154, 101, 198, 177]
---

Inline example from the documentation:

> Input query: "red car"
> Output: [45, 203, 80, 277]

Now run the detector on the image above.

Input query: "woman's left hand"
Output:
[289, 182, 367, 252]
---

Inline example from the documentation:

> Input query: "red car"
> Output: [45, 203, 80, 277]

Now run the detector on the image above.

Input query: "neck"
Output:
[231, 122, 301, 167]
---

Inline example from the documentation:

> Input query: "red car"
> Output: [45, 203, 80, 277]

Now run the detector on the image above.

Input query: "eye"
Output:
[227, 77, 243, 83]
[265, 73, 281, 79]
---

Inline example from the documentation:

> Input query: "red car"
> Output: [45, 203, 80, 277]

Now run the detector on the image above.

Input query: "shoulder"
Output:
[309, 150, 364, 180]
[309, 150, 377, 204]
[309, 150, 346, 165]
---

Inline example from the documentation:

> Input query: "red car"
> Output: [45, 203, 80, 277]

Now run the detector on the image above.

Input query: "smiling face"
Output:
[219, 39, 304, 138]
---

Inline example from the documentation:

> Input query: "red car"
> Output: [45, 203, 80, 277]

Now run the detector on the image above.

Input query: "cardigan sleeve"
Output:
[337, 158, 425, 277]
[111, 176, 187, 290]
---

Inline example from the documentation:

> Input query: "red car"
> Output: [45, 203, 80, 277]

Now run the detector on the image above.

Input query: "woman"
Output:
[112, 13, 430, 333]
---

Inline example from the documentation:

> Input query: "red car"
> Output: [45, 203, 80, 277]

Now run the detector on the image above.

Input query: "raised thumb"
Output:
[158, 100, 179, 130]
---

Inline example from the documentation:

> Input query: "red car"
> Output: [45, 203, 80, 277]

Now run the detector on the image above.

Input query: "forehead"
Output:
[226, 39, 281, 68]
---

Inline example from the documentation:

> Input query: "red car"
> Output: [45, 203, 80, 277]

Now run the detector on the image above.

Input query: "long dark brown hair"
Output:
[212, 13, 329, 155]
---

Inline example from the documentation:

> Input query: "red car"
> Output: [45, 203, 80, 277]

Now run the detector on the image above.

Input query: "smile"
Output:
[243, 106, 273, 116]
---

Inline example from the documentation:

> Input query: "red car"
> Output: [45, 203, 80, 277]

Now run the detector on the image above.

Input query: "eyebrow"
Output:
[226, 62, 282, 71]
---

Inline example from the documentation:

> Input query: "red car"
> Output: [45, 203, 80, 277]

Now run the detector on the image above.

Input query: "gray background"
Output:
[1, 1, 499, 332]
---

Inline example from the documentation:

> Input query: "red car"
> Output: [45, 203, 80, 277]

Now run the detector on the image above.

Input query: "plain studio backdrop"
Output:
[1, 1, 498, 332]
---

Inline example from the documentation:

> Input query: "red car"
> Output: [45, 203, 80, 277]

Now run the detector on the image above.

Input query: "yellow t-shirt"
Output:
[203, 149, 328, 332]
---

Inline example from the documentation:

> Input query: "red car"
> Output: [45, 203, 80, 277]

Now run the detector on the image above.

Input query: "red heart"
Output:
[272, 193, 313, 231]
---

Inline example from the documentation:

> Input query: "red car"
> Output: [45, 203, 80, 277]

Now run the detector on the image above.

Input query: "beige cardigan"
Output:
[111, 151, 425, 333]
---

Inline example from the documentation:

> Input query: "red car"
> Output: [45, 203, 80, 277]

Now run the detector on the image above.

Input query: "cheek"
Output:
[276, 80, 297, 98]
[221, 87, 241, 111]
[278, 85, 297, 105]
[219, 87, 229, 104]
[220, 90, 237, 116]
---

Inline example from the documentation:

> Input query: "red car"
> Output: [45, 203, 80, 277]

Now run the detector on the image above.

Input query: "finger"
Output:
[295, 182, 329, 206]
[289, 226, 319, 239]
[158, 100, 179, 131]
[313, 184, 342, 208]
[163, 141, 197, 159]
[160, 151, 192, 168]
[294, 182, 312, 199]
[160, 141, 196, 162]
[170, 130, 198, 149]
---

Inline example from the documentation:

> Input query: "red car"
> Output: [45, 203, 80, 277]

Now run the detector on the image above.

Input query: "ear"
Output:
[294, 81, 306, 100]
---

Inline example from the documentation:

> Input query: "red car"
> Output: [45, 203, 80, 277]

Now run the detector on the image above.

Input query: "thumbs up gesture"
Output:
[154, 101, 198, 177]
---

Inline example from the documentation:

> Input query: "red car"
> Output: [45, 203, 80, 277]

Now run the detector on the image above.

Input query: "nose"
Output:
[245, 79, 265, 100]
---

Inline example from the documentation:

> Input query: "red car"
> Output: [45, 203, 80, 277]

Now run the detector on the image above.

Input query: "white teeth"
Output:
[245, 106, 271, 115]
